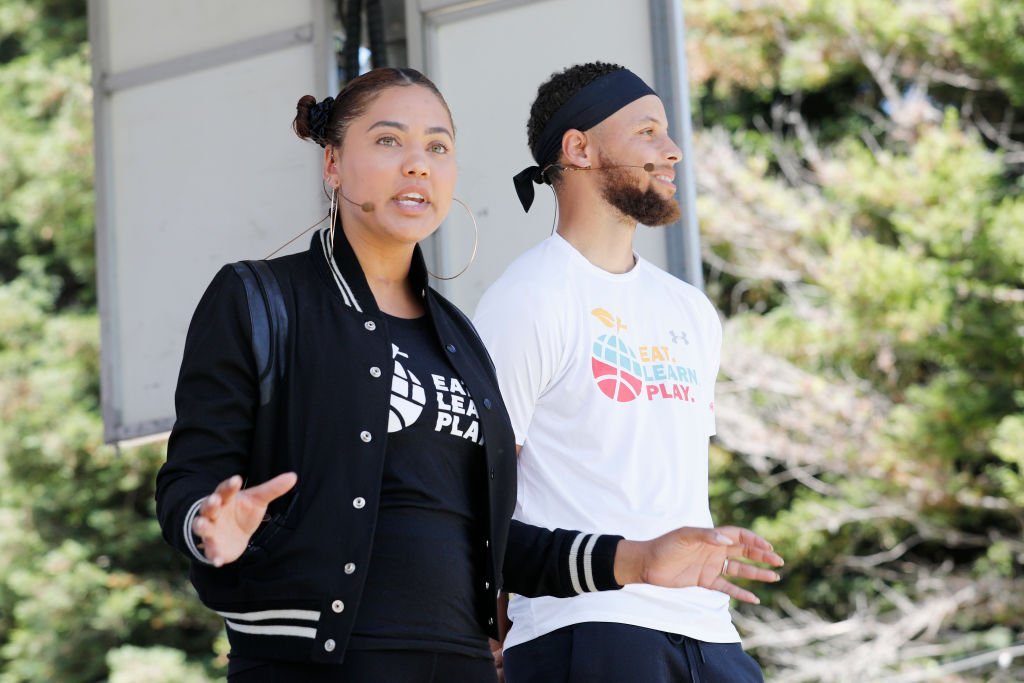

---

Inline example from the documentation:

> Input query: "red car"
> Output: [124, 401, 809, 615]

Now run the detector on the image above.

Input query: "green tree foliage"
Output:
[687, 0, 1024, 679]
[0, 1, 224, 680]
[0, 0, 95, 307]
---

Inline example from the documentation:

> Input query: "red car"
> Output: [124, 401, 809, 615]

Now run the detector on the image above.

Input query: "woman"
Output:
[155, 67, 782, 682]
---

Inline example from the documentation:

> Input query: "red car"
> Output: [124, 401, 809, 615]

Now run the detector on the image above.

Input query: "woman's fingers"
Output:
[200, 475, 243, 522]
[199, 493, 220, 521]
[191, 514, 234, 567]
[190, 516, 223, 565]
[213, 475, 243, 504]
[189, 473, 298, 568]
[244, 472, 298, 507]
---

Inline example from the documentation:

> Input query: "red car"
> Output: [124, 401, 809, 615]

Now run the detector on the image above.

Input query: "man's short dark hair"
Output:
[527, 62, 626, 183]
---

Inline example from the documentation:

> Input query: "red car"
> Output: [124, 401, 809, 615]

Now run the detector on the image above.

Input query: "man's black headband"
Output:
[512, 69, 656, 212]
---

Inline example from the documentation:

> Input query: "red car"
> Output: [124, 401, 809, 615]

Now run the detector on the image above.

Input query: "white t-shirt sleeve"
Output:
[473, 280, 563, 445]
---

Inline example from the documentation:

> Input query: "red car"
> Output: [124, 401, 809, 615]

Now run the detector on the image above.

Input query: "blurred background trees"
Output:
[0, 0, 1020, 680]
[0, 1, 223, 680]
[687, 0, 1024, 680]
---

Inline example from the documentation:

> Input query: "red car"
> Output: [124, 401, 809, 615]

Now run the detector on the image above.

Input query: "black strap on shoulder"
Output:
[230, 260, 288, 406]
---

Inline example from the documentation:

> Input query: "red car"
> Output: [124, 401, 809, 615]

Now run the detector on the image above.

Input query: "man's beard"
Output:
[598, 156, 681, 226]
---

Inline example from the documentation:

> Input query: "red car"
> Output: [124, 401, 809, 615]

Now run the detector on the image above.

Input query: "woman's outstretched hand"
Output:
[191, 472, 298, 567]
[614, 526, 784, 604]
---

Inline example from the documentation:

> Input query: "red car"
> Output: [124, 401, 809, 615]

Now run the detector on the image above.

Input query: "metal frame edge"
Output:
[87, 0, 123, 444]
[649, 0, 703, 288]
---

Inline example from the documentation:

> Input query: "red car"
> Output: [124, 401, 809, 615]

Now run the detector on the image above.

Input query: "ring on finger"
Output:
[721, 558, 730, 576]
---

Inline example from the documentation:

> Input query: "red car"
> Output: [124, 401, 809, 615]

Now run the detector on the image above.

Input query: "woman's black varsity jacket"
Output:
[155, 228, 622, 664]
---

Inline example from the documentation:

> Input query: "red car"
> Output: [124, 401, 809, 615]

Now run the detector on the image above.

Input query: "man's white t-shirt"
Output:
[473, 233, 739, 649]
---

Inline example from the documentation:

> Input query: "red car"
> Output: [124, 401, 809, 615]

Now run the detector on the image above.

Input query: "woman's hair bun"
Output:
[293, 95, 334, 147]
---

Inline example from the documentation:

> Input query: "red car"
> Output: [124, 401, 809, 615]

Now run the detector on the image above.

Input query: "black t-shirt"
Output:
[348, 313, 490, 658]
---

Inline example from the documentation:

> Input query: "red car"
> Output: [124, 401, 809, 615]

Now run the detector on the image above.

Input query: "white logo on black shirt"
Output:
[431, 375, 484, 445]
[388, 344, 426, 432]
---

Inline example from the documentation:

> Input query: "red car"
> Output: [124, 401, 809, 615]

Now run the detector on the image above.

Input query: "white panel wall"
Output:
[412, 0, 670, 316]
[91, 0, 330, 442]
[107, 2, 311, 72]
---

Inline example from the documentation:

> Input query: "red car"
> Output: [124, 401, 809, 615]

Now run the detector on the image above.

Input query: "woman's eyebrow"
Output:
[367, 120, 453, 141]
[427, 126, 454, 141]
[368, 120, 408, 132]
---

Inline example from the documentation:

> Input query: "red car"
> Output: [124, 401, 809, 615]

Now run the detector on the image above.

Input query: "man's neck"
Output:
[555, 190, 637, 274]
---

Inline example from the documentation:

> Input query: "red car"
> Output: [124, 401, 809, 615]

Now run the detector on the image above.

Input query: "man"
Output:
[474, 62, 772, 682]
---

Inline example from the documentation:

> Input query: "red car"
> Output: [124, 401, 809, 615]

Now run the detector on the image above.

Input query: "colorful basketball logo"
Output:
[388, 344, 426, 432]
[591, 334, 644, 402]
[590, 308, 644, 402]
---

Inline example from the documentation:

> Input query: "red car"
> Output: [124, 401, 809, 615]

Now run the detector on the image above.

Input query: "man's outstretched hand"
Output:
[614, 526, 783, 604]
[191, 472, 298, 567]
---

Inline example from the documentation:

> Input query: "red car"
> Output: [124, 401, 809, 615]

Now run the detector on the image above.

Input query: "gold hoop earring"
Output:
[428, 197, 479, 281]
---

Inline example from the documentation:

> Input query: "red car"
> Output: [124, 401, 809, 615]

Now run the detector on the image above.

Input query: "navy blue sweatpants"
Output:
[503, 622, 764, 683]
[227, 650, 498, 682]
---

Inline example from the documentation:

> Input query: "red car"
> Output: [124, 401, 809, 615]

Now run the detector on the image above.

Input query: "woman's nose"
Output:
[403, 151, 429, 177]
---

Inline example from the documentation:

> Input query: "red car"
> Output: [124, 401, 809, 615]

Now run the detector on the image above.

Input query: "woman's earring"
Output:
[428, 197, 479, 281]
[329, 184, 338, 251]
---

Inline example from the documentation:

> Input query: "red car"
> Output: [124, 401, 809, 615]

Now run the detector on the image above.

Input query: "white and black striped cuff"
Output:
[217, 608, 321, 639]
[567, 533, 623, 594]
[184, 497, 214, 565]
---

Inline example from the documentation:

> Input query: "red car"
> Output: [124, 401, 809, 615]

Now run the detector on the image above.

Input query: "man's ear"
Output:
[561, 129, 592, 170]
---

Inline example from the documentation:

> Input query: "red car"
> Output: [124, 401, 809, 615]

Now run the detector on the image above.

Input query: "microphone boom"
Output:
[566, 162, 655, 173]
[340, 191, 374, 212]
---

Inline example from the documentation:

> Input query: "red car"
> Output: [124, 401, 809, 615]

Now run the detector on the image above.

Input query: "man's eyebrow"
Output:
[635, 115, 666, 127]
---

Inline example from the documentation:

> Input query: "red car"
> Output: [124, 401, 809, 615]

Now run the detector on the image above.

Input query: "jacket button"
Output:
[364, 321, 376, 331]
[485, 581, 490, 590]
[331, 600, 345, 613]
[353, 497, 366, 509]
[485, 539, 490, 548]
[483, 398, 492, 410]
[344, 562, 356, 574]
[445, 344, 456, 353]
[488, 617, 495, 626]
[489, 469, 495, 480]
[360, 431, 372, 442]
[369, 366, 382, 378]
[324, 639, 336, 652]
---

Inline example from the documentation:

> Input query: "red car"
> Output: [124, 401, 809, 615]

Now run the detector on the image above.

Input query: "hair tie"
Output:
[309, 96, 335, 147]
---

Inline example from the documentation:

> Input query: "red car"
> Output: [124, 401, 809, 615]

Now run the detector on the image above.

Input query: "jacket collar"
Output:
[312, 224, 430, 315]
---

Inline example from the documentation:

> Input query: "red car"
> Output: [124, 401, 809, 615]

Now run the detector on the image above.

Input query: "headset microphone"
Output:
[584, 162, 655, 172]
[339, 191, 375, 213]
[551, 162, 656, 174]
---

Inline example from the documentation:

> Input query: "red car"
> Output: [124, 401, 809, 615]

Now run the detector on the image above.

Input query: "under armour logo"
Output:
[670, 330, 689, 345]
